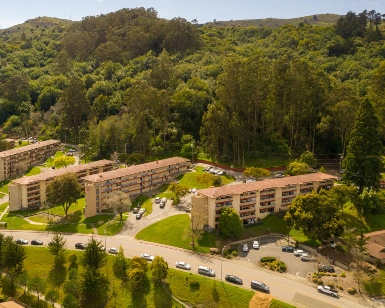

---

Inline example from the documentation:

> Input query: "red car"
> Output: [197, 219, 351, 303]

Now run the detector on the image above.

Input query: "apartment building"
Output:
[191, 172, 337, 229]
[82, 157, 190, 217]
[0, 140, 61, 181]
[8, 160, 114, 211]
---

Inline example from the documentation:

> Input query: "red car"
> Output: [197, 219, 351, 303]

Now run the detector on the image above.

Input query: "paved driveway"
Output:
[238, 239, 322, 277]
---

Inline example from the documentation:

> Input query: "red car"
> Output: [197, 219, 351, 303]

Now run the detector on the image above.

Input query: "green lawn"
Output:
[270, 299, 297, 308]
[0, 180, 10, 194]
[19, 246, 260, 308]
[177, 166, 235, 189]
[136, 214, 216, 253]
[0, 202, 8, 212]
[25, 166, 41, 176]
[133, 195, 153, 216]
[364, 269, 385, 296]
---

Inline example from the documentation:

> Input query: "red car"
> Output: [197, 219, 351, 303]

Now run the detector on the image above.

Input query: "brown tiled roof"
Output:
[365, 230, 385, 247]
[11, 160, 114, 185]
[0, 301, 24, 308]
[366, 242, 385, 260]
[0, 140, 60, 158]
[197, 173, 338, 198]
[82, 157, 190, 183]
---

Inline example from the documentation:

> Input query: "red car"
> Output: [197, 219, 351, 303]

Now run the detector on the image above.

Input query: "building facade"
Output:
[82, 157, 190, 217]
[8, 160, 114, 211]
[0, 140, 61, 181]
[191, 173, 337, 229]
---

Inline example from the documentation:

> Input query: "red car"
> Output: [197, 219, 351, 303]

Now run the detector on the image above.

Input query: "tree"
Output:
[0, 236, 26, 293]
[343, 99, 383, 194]
[105, 191, 131, 221]
[286, 161, 309, 176]
[46, 173, 82, 218]
[53, 156, 75, 169]
[63, 294, 79, 308]
[285, 191, 345, 241]
[81, 238, 106, 271]
[243, 167, 270, 179]
[48, 233, 67, 256]
[150, 256, 168, 284]
[17, 272, 29, 295]
[112, 246, 129, 282]
[129, 268, 146, 292]
[28, 277, 46, 306]
[45, 289, 59, 307]
[79, 268, 109, 308]
[218, 207, 243, 238]
[168, 183, 189, 204]
[195, 172, 215, 188]
[299, 150, 317, 167]
[184, 210, 207, 250]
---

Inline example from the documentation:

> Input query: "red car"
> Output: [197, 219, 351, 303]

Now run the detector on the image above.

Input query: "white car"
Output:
[108, 247, 118, 254]
[293, 249, 304, 256]
[252, 241, 260, 249]
[176, 261, 191, 270]
[155, 197, 161, 204]
[138, 208, 146, 215]
[141, 253, 155, 261]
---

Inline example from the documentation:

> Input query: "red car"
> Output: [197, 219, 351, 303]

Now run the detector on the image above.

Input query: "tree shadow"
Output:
[47, 265, 67, 289]
[211, 281, 220, 303]
[153, 283, 173, 308]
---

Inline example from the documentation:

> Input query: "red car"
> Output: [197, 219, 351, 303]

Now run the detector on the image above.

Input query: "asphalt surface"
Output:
[5, 229, 370, 308]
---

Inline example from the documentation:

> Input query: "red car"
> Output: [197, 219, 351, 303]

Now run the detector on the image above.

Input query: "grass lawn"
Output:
[136, 214, 217, 253]
[25, 166, 41, 176]
[270, 299, 297, 308]
[20, 247, 258, 308]
[133, 194, 153, 216]
[0, 202, 8, 212]
[0, 180, 10, 194]
[177, 166, 235, 189]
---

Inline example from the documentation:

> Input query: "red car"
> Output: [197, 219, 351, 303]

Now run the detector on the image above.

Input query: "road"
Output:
[5, 230, 369, 308]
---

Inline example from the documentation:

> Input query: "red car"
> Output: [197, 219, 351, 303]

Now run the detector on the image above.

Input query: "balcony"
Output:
[260, 194, 275, 201]
[240, 206, 256, 212]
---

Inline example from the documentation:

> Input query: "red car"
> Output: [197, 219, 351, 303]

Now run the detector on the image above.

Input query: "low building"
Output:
[82, 157, 190, 217]
[191, 172, 337, 229]
[8, 160, 114, 211]
[364, 230, 385, 265]
[0, 140, 61, 181]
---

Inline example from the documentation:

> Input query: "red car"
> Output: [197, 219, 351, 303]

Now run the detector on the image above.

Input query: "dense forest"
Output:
[0, 7, 385, 166]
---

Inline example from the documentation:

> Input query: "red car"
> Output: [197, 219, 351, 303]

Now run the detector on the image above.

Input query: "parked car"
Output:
[293, 249, 304, 256]
[175, 261, 191, 270]
[16, 239, 28, 245]
[252, 241, 260, 249]
[275, 173, 285, 178]
[217, 171, 226, 175]
[242, 243, 249, 252]
[185, 206, 191, 212]
[251, 280, 270, 293]
[31, 239, 43, 245]
[300, 253, 316, 262]
[281, 245, 295, 252]
[319, 265, 335, 273]
[138, 208, 146, 215]
[75, 243, 86, 249]
[225, 275, 243, 285]
[136, 213, 142, 220]
[318, 285, 339, 297]
[155, 197, 161, 204]
[160, 202, 165, 208]
[141, 254, 155, 261]
[108, 247, 118, 254]
[198, 266, 215, 277]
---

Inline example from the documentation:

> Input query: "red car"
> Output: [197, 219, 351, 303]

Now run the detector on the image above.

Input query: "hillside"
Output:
[204, 13, 341, 28]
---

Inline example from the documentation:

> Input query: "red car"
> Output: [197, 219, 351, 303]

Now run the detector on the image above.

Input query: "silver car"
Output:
[176, 261, 191, 270]
[141, 253, 155, 261]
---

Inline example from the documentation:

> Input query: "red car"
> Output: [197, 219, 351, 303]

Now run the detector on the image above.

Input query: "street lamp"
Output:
[10, 217, 16, 237]
[340, 154, 344, 175]
[221, 245, 227, 281]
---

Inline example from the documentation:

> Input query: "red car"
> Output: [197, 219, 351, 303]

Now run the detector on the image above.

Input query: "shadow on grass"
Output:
[131, 276, 151, 307]
[343, 212, 369, 231]
[153, 283, 173, 308]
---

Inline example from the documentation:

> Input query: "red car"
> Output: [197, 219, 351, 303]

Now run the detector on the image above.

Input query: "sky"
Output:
[1, 0, 385, 29]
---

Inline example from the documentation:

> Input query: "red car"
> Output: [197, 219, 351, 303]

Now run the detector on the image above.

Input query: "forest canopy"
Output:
[0, 8, 385, 166]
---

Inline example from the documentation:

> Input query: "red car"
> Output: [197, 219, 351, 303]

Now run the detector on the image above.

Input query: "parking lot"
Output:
[238, 238, 341, 278]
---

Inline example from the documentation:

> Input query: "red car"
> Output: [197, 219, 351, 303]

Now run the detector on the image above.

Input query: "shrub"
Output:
[226, 255, 231, 259]
[279, 261, 287, 272]
[261, 256, 276, 263]
[347, 287, 356, 294]
[332, 273, 337, 277]
[231, 251, 238, 257]
[338, 286, 344, 291]
[317, 279, 323, 285]
[327, 283, 334, 288]
[340, 272, 346, 278]
[189, 280, 200, 291]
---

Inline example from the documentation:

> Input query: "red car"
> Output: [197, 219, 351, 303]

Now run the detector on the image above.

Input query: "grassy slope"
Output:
[21, 247, 256, 307]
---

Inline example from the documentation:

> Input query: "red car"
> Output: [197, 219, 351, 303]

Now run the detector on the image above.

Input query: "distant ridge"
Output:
[204, 13, 341, 28]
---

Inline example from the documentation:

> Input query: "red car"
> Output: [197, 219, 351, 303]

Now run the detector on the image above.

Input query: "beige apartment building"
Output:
[82, 157, 190, 217]
[191, 172, 337, 229]
[0, 140, 61, 181]
[8, 160, 114, 211]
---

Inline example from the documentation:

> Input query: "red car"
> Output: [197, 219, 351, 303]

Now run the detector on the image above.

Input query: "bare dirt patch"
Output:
[249, 293, 272, 308]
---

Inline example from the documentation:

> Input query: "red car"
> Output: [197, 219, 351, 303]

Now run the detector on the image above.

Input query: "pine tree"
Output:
[343, 99, 383, 194]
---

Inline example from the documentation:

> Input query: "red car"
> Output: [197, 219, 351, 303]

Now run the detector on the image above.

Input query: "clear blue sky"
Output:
[1, 0, 385, 29]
